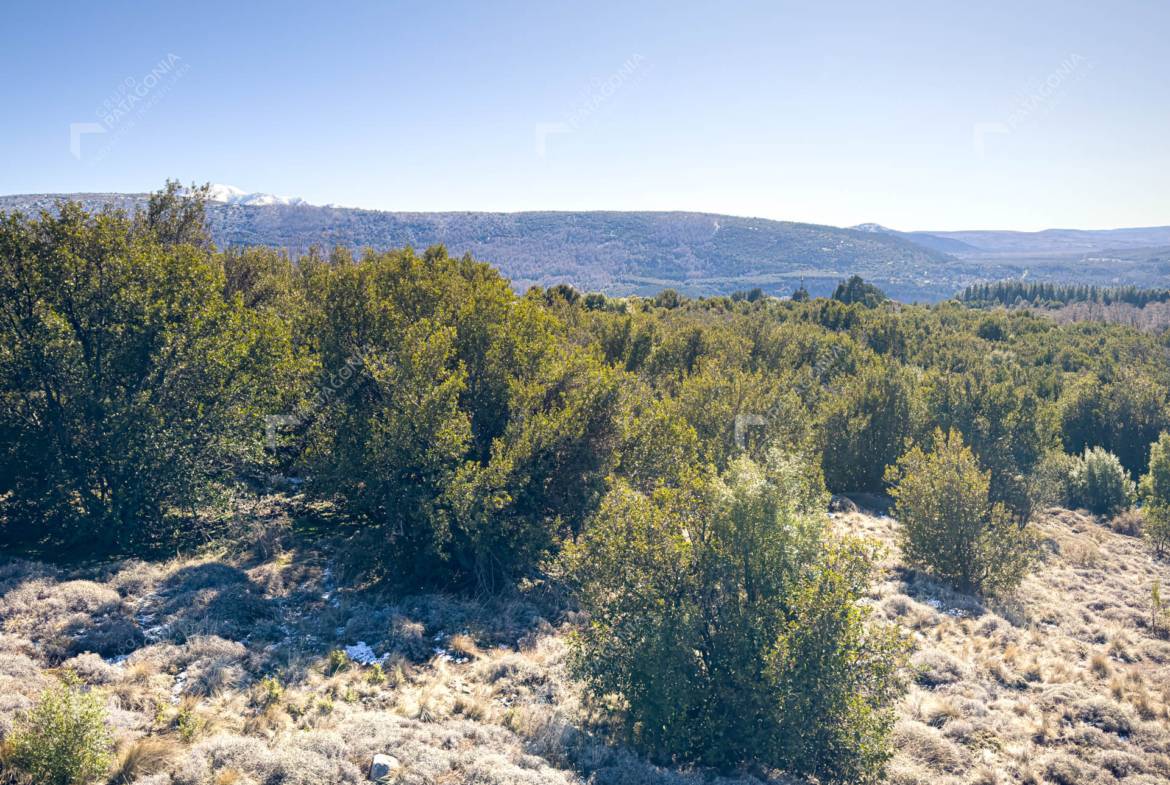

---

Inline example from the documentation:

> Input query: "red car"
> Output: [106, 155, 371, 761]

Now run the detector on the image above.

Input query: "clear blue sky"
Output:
[2, 0, 1167, 230]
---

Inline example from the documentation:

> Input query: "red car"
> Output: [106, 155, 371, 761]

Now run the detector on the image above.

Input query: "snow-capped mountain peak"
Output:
[206, 184, 308, 207]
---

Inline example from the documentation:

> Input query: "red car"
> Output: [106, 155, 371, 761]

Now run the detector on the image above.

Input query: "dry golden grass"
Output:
[112, 735, 180, 783]
[834, 505, 1170, 785]
[1, 505, 1167, 784]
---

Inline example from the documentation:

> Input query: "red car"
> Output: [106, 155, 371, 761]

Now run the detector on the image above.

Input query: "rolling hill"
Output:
[3, 192, 1169, 301]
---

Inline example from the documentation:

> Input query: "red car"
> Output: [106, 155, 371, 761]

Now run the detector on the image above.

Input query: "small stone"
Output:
[829, 494, 859, 514]
[369, 754, 400, 781]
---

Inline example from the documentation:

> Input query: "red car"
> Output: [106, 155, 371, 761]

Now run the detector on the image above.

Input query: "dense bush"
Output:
[4, 186, 1170, 599]
[1139, 433, 1170, 556]
[565, 452, 906, 783]
[887, 429, 1037, 596]
[819, 358, 919, 492]
[1060, 372, 1170, 477]
[1069, 447, 1136, 517]
[0, 189, 292, 550]
[5, 676, 113, 785]
[1030, 449, 1081, 508]
[832, 275, 887, 307]
[300, 245, 621, 589]
[925, 363, 1047, 521]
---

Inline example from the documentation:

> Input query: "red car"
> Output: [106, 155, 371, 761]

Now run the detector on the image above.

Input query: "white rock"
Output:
[369, 754, 400, 781]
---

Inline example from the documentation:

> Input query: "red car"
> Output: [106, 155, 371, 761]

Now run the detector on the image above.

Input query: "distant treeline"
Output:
[959, 280, 1170, 308]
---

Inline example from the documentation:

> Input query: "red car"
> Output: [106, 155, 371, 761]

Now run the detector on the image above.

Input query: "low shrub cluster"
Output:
[564, 452, 907, 782]
[1140, 432, 1170, 555]
[887, 429, 1037, 597]
[1069, 447, 1136, 516]
[4, 675, 112, 785]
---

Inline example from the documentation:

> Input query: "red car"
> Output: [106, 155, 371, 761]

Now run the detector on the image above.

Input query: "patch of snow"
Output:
[432, 647, 469, 664]
[205, 183, 309, 207]
[344, 641, 388, 666]
[170, 670, 188, 704]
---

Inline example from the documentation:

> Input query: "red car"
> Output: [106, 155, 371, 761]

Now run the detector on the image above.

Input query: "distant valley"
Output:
[3, 191, 1168, 302]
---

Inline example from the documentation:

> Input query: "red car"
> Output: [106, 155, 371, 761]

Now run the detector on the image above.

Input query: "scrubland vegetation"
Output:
[2, 184, 1170, 784]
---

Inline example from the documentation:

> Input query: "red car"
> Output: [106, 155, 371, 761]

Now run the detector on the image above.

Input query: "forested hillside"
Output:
[2, 186, 1170, 785]
[7, 192, 1170, 303]
[0, 191, 953, 301]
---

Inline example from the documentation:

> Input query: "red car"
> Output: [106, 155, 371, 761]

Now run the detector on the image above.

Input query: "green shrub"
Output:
[1140, 433, 1170, 556]
[303, 246, 620, 589]
[6, 676, 113, 785]
[924, 363, 1047, 522]
[1059, 372, 1170, 477]
[564, 451, 906, 783]
[256, 675, 284, 706]
[887, 429, 1037, 596]
[819, 359, 919, 492]
[0, 189, 293, 550]
[832, 275, 887, 307]
[325, 649, 349, 676]
[1070, 446, 1136, 516]
[1031, 450, 1081, 508]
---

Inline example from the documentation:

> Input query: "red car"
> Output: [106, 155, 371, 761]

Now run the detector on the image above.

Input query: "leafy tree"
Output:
[582, 292, 609, 310]
[0, 199, 290, 550]
[1140, 433, 1170, 556]
[1060, 372, 1170, 477]
[448, 353, 622, 589]
[613, 387, 701, 493]
[544, 282, 581, 306]
[1069, 446, 1136, 516]
[886, 429, 1037, 596]
[302, 246, 621, 588]
[1030, 449, 1081, 508]
[136, 179, 212, 248]
[652, 288, 683, 309]
[7, 676, 113, 785]
[730, 286, 765, 302]
[673, 361, 813, 470]
[976, 316, 1008, 342]
[565, 452, 906, 783]
[302, 248, 478, 582]
[221, 246, 298, 311]
[820, 359, 919, 492]
[832, 275, 887, 307]
[925, 363, 1049, 521]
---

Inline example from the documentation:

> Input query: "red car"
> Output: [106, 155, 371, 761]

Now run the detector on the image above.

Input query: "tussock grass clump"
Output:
[0, 578, 139, 661]
[111, 736, 178, 783]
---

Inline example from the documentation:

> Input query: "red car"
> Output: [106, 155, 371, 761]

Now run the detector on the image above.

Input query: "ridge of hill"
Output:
[4, 192, 1170, 301]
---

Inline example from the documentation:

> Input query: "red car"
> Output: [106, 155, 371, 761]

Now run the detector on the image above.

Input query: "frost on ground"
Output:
[0, 506, 1168, 784]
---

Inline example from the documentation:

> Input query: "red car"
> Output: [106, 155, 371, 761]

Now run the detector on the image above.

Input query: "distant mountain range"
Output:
[3, 190, 1168, 302]
[853, 222, 1170, 257]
